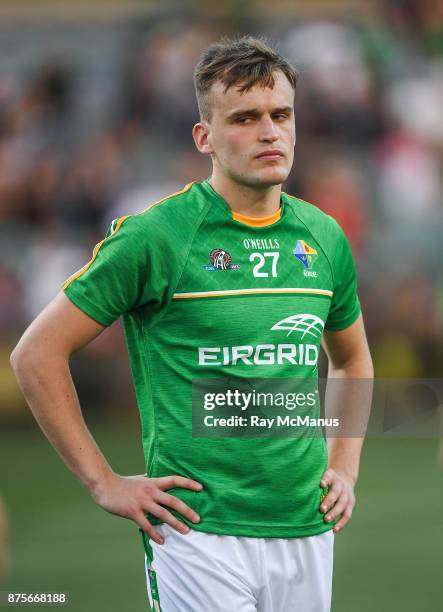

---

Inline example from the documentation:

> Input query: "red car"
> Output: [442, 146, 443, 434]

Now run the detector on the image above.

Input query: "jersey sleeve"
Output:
[325, 221, 361, 331]
[62, 215, 157, 326]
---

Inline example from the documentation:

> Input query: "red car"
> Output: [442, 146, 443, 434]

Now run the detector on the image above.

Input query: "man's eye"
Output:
[274, 114, 289, 121]
[236, 117, 252, 124]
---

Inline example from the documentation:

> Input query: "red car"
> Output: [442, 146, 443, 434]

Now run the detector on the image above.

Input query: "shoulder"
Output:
[107, 182, 211, 246]
[133, 182, 210, 227]
[283, 193, 341, 233]
[283, 192, 347, 249]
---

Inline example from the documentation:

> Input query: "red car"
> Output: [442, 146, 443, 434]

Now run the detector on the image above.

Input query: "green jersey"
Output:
[63, 179, 361, 538]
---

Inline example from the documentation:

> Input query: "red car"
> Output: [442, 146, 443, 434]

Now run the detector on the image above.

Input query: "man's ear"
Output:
[192, 121, 213, 155]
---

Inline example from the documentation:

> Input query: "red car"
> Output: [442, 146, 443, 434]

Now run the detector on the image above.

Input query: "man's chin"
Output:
[250, 169, 289, 188]
[227, 167, 290, 190]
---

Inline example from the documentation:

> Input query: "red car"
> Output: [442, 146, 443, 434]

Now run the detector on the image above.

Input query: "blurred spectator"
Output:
[302, 155, 370, 254]
[375, 131, 442, 223]
[20, 229, 86, 322]
[283, 21, 382, 142]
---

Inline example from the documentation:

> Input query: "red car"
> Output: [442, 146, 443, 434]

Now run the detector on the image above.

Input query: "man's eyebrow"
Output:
[271, 106, 293, 114]
[226, 108, 260, 120]
[226, 106, 293, 119]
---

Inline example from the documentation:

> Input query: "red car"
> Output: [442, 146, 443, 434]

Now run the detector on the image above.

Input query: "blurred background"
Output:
[0, 0, 442, 610]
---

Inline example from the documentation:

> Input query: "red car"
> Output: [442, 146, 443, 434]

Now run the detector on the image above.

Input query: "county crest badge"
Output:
[293, 240, 318, 277]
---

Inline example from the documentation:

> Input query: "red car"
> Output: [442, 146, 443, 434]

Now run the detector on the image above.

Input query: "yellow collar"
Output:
[231, 208, 282, 227]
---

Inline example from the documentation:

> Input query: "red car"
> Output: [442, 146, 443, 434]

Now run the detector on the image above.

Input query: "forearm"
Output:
[325, 356, 373, 484]
[11, 351, 113, 494]
[326, 438, 363, 485]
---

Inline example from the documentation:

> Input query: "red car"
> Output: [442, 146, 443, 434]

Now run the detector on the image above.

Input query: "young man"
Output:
[11, 36, 373, 611]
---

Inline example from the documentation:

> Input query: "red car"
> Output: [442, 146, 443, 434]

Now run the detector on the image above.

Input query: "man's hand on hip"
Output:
[91, 473, 202, 544]
[319, 468, 356, 533]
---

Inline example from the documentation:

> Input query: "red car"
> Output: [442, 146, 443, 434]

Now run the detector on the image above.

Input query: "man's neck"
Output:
[209, 173, 282, 219]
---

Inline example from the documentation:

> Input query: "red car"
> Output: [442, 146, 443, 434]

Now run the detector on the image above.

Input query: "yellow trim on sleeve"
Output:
[62, 215, 129, 290]
[141, 182, 194, 213]
[62, 183, 195, 291]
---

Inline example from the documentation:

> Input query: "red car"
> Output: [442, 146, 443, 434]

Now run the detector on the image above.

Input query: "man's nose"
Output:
[258, 117, 278, 142]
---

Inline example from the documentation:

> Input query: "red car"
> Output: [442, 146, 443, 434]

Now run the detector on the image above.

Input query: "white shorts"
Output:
[142, 525, 334, 612]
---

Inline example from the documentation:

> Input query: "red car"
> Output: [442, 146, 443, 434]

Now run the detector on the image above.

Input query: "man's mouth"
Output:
[255, 150, 284, 161]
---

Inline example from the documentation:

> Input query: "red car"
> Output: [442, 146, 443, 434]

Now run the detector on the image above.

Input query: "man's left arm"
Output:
[319, 313, 373, 533]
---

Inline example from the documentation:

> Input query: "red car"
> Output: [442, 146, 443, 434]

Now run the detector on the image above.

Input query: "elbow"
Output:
[11, 336, 68, 378]
[10, 344, 21, 372]
[329, 352, 374, 379]
[10, 340, 37, 378]
[10, 343, 28, 376]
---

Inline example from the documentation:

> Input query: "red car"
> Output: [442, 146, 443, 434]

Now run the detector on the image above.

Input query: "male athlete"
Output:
[11, 36, 373, 611]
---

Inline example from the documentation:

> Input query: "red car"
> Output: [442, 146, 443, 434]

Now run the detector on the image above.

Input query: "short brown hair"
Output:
[194, 35, 298, 121]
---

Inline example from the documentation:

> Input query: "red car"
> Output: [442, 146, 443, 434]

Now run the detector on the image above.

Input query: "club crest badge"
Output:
[203, 248, 240, 271]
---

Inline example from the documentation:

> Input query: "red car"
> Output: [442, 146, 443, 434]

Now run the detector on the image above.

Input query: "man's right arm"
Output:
[10, 292, 201, 544]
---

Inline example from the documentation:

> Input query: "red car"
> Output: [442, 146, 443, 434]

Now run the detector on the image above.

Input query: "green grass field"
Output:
[0, 422, 442, 611]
